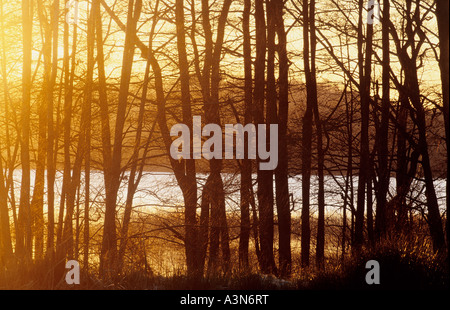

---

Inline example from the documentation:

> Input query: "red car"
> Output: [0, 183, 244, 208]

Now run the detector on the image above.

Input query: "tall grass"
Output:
[1, 235, 448, 290]
[301, 237, 449, 290]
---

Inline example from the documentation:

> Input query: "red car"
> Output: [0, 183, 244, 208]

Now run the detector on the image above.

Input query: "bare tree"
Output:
[0, 0, 13, 265]
[254, 0, 277, 275]
[389, 1, 445, 252]
[354, 0, 374, 252]
[17, 0, 33, 262]
[46, 0, 59, 260]
[272, 0, 291, 277]
[238, 0, 252, 272]
[301, 0, 314, 268]
[374, 0, 390, 240]
[100, 0, 143, 277]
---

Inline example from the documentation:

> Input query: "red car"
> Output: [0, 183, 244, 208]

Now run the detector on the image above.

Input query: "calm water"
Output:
[10, 169, 447, 216]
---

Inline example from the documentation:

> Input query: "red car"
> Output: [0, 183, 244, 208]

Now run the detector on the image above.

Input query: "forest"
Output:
[0, 0, 448, 290]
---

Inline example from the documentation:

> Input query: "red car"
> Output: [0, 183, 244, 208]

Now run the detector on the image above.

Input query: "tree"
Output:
[33, 0, 51, 261]
[60, 0, 93, 267]
[273, 0, 291, 277]
[374, 0, 390, 240]
[17, 0, 33, 262]
[0, 0, 13, 266]
[238, 0, 252, 272]
[175, 0, 202, 277]
[388, 0, 445, 252]
[354, 0, 374, 253]
[100, 0, 143, 277]
[198, 0, 232, 276]
[254, 0, 277, 275]
[46, 0, 59, 260]
[301, 0, 315, 268]
[308, 0, 325, 269]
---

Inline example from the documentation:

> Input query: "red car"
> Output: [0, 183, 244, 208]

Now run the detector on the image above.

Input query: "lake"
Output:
[10, 169, 447, 217]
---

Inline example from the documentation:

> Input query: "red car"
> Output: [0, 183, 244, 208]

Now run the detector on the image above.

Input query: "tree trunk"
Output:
[94, 0, 114, 271]
[176, 0, 202, 277]
[33, 0, 50, 261]
[18, 0, 33, 262]
[262, 0, 277, 275]
[305, 0, 325, 269]
[101, 0, 142, 278]
[238, 0, 252, 272]
[374, 0, 390, 240]
[254, 0, 277, 275]
[395, 94, 409, 232]
[141, 18, 203, 277]
[391, 1, 445, 252]
[0, 0, 13, 265]
[301, 0, 313, 268]
[354, 0, 373, 253]
[117, 33, 153, 274]
[200, 0, 232, 275]
[342, 82, 354, 261]
[46, 0, 59, 261]
[61, 0, 94, 265]
[83, 0, 93, 271]
[55, 2, 77, 281]
[273, 0, 291, 277]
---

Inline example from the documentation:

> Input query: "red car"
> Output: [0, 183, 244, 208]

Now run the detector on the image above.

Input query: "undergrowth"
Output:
[1, 240, 448, 290]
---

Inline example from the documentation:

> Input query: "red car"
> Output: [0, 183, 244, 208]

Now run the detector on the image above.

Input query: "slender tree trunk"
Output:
[301, 0, 313, 268]
[84, 140, 90, 272]
[57, 1, 75, 252]
[314, 103, 325, 268]
[395, 94, 408, 232]
[354, 0, 373, 252]
[94, 0, 114, 271]
[199, 176, 210, 271]
[254, 0, 277, 275]
[61, 0, 93, 266]
[95, 0, 112, 175]
[32, 32, 46, 263]
[18, 0, 33, 262]
[31, 68, 46, 261]
[200, 0, 232, 275]
[46, 0, 59, 260]
[83, 0, 92, 270]
[238, 0, 252, 272]
[0, 0, 13, 264]
[342, 83, 353, 261]
[273, 0, 291, 277]
[101, 0, 142, 278]
[139, 14, 203, 277]
[176, 0, 202, 277]
[367, 158, 374, 246]
[375, 0, 390, 240]
[261, 0, 277, 276]
[34, 0, 54, 262]
[305, 0, 325, 269]
[392, 1, 445, 252]
[54, 5, 74, 284]
[117, 45, 151, 275]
